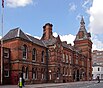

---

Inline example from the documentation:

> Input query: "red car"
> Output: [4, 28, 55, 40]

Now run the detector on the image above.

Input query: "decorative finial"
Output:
[80, 16, 85, 24]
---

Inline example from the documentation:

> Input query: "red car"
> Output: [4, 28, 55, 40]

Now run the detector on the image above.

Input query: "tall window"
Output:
[25, 67, 28, 79]
[66, 54, 68, 63]
[65, 68, 68, 76]
[41, 51, 44, 63]
[32, 68, 37, 79]
[57, 68, 60, 78]
[4, 49, 9, 58]
[98, 67, 100, 71]
[69, 69, 72, 76]
[42, 73, 46, 80]
[22, 45, 27, 59]
[76, 59, 78, 64]
[32, 48, 36, 61]
[69, 55, 72, 64]
[63, 54, 65, 62]
[63, 67, 65, 76]
[4, 70, 9, 77]
[22, 66, 25, 79]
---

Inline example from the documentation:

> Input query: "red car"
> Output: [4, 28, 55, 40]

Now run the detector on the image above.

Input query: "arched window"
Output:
[63, 67, 65, 75]
[32, 68, 37, 80]
[41, 68, 46, 80]
[41, 51, 44, 63]
[57, 68, 60, 78]
[32, 68, 34, 79]
[22, 45, 27, 59]
[25, 67, 28, 79]
[32, 48, 36, 61]
[62, 54, 65, 62]
[66, 54, 68, 63]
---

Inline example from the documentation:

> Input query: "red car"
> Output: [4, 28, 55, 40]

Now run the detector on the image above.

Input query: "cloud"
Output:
[29, 32, 103, 51]
[76, 14, 81, 20]
[34, 36, 40, 39]
[82, 0, 92, 9]
[69, 3, 77, 12]
[53, 32, 75, 45]
[6, 0, 33, 8]
[0, 36, 2, 39]
[92, 35, 103, 50]
[88, 0, 103, 34]
[87, 0, 103, 51]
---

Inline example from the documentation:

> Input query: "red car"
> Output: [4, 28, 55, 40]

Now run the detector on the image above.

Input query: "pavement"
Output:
[0, 81, 103, 88]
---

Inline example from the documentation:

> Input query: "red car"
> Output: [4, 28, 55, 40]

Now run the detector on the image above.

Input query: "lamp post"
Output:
[1, 0, 4, 84]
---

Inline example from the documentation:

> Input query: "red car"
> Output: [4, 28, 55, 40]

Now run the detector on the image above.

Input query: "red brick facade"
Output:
[0, 17, 92, 85]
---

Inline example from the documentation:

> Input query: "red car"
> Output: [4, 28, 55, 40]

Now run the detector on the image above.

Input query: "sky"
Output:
[0, 0, 103, 50]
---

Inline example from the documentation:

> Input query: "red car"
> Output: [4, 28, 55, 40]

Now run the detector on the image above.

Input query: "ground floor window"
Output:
[25, 67, 28, 79]
[32, 68, 37, 80]
[4, 70, 9, 77]
[42, 73, 46, 80]
[49, 74, 52, 80]
[101, 74, 103, 79]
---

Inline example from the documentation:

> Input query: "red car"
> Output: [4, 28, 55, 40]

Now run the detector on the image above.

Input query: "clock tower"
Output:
[74, 17, 92, 80]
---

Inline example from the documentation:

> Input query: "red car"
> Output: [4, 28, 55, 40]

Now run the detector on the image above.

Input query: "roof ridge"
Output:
[24, 33, 32, 42]
[42, 40, 47, 47]
[26, 34, 41, 41]
[10, 27, 19, 31]
[17, 28, 20, 37]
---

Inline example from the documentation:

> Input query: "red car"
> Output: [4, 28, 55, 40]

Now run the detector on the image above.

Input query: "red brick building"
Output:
[0, 17, 92, 85]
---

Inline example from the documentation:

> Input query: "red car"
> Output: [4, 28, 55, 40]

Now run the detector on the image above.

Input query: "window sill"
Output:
[23, 58, 27, 60]
[32, 60, 36, 62]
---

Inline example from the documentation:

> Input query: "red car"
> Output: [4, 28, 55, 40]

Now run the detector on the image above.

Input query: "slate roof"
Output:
[3, 27, 80, 51]
[26, 34, 46, 47]
[3, 28, 30, 41]
[3, 28, 46, 47]
[62, 42, 73, 51]
[42, 38, 57, 46]
[92, 63, 103, 67]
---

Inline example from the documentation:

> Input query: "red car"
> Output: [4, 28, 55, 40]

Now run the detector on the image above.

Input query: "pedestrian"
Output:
[19, 76, 22, 88]
[22, 78, 25, 87]
[97, 76, 100, 83]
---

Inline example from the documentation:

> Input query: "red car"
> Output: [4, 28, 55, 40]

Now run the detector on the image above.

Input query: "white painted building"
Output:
[92, 64, 103, 80]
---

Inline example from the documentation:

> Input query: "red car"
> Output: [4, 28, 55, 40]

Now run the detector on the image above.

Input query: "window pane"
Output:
[41, 51, 44, 62]
[32, 48, 36, 61]
[22, 45, 27, 59]
[4, 70, 9, 77]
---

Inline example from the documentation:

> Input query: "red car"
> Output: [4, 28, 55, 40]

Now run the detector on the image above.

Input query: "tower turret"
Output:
[74, 17, 92, 81]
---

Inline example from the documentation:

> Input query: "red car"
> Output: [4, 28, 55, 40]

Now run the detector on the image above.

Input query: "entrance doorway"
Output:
[76, 70, 80, 81]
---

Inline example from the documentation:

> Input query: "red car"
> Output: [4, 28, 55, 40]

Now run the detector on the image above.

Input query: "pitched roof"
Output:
[26, 34, 46, 47]
[3, 28, 30, 41]
[3, 28, 46, 47]
[62, 42, 73, 51]
[43, 37, 57, 46]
